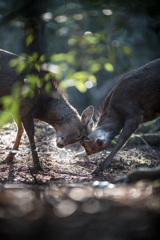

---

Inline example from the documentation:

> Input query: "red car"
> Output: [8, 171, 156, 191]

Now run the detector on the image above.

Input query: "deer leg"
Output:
[92, 116, 142, 175]
[21, 113, 43, 171]
[5, 120, 24, 162]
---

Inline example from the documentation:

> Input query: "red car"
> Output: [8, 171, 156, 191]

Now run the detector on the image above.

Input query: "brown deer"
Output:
[81, 59, 160, 175]
[0, 49, 94, 171]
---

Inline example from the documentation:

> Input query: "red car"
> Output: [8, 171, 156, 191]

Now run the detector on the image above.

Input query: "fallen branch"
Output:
[114, 167, 160, 184]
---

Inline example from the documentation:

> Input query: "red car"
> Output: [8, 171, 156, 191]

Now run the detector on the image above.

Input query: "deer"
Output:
[0, 49, 94, 171]
[81, 58, 160, 175]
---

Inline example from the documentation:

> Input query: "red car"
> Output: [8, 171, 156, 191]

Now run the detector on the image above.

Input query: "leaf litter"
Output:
[0, 120, 160, 184]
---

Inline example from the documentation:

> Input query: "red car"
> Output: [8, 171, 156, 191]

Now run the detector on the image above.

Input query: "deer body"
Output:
[0, 49, 93, 171]
[81, 59, 160, 174]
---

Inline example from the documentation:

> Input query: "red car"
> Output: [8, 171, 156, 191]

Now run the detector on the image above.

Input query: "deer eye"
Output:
[77, 134, 82, 139]
[85, 137, 90, 141]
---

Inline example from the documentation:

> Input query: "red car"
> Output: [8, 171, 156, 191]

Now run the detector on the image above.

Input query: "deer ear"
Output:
[87, 118, 94, 133]
[81, 106, 94, 126]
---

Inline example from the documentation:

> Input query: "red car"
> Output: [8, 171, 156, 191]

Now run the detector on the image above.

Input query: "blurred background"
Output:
[0, 0, 160, 114]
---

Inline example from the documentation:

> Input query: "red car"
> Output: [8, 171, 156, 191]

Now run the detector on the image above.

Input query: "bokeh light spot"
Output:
[102, 9, 113, 16]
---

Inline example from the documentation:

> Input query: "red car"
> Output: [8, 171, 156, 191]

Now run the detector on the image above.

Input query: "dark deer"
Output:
[0, 49, 94, 171]
[81, 59, 160, 175]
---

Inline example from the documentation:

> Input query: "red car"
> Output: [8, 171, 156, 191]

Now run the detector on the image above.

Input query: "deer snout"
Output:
[96, 138, 103, 146]
[56, 137, 66, 148]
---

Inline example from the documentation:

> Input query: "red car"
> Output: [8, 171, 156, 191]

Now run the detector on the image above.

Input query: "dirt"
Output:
[0, 120, 160, 184]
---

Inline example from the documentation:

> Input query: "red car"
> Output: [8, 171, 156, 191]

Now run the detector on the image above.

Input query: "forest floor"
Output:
[0, 120, 160, 184]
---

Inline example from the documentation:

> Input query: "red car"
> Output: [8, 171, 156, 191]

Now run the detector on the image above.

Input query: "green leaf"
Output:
[21, 85, 33, 98]
[59, 81, 66, 89]
[16, 62, 27, 73]
[25, 74, 40, 90]
[44, 73, 53, 81]
[90, 63, 101, 73]
[9, 59, 19, 68]
[111, 140, 116, 144]
[29, 52, 38, 61]
[51, 53, 66, 62]
[104, 63, 114, 72]
[88, 75, 96, 83]
[76, 81, 87, 92]
[34, 63, 40, 72]
[39, 55, 46, 62]
[73, 71, 88, 82]
[65, 54, 74, 64]
[26, 34, 34, 46]
[121, 46, 132, 55]
[44, 82, 52, 92]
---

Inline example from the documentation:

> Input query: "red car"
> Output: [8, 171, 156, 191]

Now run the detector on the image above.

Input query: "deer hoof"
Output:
[4, 154, 14, 163]
[91, 165, 104, 175]
[91, 169, 101, 175]
[31, 164, 44, 173]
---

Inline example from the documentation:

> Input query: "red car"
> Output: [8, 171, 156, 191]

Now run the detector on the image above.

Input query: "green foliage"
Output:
[26, 28, 34, 46]
[0, 53, 49, 126]
[0, 82, 21, 126]
[9, 52, 46, 73]
[1, 2, 133, 97]
[0, 1, 134, 126]
[121, 46, 132, 56]
[48, 14, 132, 92]
[59, 71, 96, 92]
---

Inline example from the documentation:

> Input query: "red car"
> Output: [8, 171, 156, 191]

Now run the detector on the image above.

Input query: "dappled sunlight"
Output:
[0, 121, 160, 185]
[55, 15, 68, 23]
[42, 63, 60, 74]
[54, 199, 78, 217]
[41, 12, 53, 21]
[102, 9, 113, 16]
[73, 14, 83, 20]
[85, 80, 94, 89]
[84, 31, 92, 35]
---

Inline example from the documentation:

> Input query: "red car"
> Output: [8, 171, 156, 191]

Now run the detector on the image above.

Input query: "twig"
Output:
[133, 134, 159, 159]
[0, 152, 5, 154]
[133, 134, 153, 151]
[37, 152, 52, 154]
[142, 151, 159, 160]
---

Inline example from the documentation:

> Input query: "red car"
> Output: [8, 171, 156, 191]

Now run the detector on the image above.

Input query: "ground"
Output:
[0, 120, 160, 184]
[1, 121, 160, 239]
